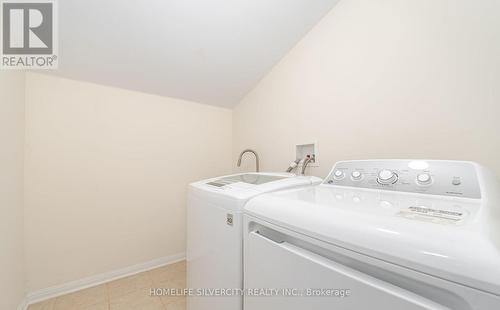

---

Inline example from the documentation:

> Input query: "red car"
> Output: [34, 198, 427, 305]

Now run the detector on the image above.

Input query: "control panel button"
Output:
[416, 173, 432, 186]
[351, 171, 362, 180]
[333, 170, 345, 180]
[377, 170, 398, 184]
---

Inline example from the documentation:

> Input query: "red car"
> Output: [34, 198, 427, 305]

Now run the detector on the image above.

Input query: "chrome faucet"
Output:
[237, 149, 260, 172]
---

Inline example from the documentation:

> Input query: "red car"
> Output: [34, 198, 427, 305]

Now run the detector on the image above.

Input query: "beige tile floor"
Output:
[27, 261, 187, 310]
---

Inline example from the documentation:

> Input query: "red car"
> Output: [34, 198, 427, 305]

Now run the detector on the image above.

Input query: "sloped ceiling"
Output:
[46, 0, 339, 107]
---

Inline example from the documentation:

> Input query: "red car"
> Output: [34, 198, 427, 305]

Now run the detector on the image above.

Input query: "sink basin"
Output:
[207, 173, 289, 187]
[220, 173, 288, 185]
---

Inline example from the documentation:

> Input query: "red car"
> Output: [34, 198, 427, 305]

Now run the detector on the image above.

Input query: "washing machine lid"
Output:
[244, 184, 500, 296]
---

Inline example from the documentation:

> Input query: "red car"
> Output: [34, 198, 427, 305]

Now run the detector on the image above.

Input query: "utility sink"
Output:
[207, 173, 289, 187]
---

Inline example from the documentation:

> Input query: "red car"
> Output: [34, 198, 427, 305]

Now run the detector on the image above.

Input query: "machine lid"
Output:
[244, 185, 500, 296]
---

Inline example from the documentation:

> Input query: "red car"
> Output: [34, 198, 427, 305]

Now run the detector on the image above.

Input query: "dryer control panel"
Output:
[324, 160, 481, 199]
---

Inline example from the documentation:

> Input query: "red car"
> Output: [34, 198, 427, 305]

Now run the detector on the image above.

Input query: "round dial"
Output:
[377, 169, 398, 184]
[416, 173, 432, 185]
[351, 171, 362, 180]
[333, 170, 345, 180]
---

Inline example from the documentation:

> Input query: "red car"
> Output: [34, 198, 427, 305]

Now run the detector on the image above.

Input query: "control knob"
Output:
[351, 171, 363, 180]
[377, 170, 398, 184]
[416, 173, 432, 186]
[333, 170, 345, 180]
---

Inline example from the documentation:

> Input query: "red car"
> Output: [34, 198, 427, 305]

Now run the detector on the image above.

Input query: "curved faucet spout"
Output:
[301, 155, 314, 175]
[237, 149, 260, 172]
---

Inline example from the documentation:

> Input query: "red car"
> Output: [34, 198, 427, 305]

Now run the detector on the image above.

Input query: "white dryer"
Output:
[187, 172, 321, 310]
[244, 160, 500, 310]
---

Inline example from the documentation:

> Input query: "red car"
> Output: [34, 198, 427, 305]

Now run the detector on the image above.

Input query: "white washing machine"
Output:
[244, 160, 500, 310]
[187, 172, 321, 310]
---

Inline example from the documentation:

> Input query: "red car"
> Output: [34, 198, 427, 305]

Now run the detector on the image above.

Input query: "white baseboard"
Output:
[17, 298, 28, 310]
[20, 252, 185, 309]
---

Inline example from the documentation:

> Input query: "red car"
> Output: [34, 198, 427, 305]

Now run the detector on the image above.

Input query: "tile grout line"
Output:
[105, 282, 110, 310]
[148, 268, 168, 310]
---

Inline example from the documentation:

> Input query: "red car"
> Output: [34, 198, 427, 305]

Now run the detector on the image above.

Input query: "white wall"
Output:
[0, 71, 26, 309]
[24, 73, 233, 292]
[233, 0, 500, 178]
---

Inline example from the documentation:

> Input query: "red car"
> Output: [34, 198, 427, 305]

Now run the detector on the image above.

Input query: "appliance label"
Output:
[398, 206, 465, 224]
